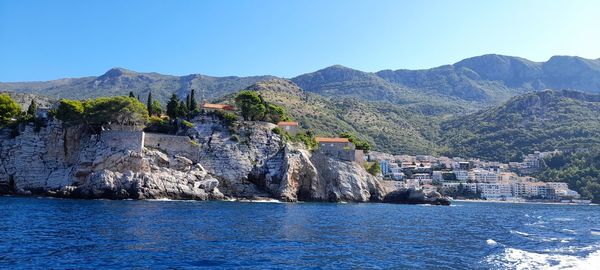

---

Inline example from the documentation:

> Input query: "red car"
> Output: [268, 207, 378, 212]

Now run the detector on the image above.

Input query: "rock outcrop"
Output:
[383, 188, 451, 206]
[0, 117, 448, 205]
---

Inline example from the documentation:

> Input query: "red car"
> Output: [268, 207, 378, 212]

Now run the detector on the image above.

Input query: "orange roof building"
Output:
[315, 137, 350, 143]
[202, 103, 235, 111]
[277, 121, 299, 126]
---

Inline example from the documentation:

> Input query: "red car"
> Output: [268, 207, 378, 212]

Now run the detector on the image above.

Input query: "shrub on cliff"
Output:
[144, 116, 177, 134]
[0, 93, 21, 126]
[150, 100, 163, 117]
[215, 110, 238, 127]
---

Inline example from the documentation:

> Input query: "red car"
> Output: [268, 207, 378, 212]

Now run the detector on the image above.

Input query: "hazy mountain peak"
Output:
[99, 67, 138, 79]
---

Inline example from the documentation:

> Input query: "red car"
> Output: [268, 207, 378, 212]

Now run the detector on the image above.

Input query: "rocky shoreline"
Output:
[0, 118, 450, 206]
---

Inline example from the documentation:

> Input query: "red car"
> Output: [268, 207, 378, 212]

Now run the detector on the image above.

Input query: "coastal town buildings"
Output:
[369, 149, 579, 201]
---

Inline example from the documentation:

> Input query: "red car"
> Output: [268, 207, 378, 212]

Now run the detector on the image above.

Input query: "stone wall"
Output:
[144, 133, 200, 161]
[99, 130, 144, 152]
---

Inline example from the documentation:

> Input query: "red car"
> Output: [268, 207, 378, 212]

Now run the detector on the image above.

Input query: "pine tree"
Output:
[190, 89, 197, 111]
[27, 99, 37, 116]
[129, 91, 135, 98]
[166, 94, 180, 119]
[147, 92, 153, 116]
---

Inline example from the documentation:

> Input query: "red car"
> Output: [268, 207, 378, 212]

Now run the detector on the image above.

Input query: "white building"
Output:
[454, 170, 469, 182]
[478, 183, 513, 199]
[432, 171, 444, 182]
[473, 169, 498, 183]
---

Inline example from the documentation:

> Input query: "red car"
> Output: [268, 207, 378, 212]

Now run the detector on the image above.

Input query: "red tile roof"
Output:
[315, 137, 350, 143]
[203, 103, 235, 110]
[277, 121, 299, 126]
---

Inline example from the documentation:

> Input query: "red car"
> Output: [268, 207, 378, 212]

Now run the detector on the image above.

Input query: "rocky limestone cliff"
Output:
[0, 117, 447, 205]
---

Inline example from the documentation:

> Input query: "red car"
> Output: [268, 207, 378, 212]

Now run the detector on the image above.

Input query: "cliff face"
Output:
[0, 118, 389, 203]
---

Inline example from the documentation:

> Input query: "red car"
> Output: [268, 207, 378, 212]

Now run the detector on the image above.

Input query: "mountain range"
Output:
[3, 54, 600, 109]
[2, 54, 600, 160]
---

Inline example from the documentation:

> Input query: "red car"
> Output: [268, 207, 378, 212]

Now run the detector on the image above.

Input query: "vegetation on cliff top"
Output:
[54, 96, 148, 129]
[234, 90, 289, 123]
[0, 93, 21, 126]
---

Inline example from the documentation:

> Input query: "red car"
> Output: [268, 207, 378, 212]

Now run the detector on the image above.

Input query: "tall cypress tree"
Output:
[190, 89, 197, 111]
[27, 99, 37, 116]
[185, 94, 191, 110]
[179, 100, 189, 118]
[147, 92, 153, 116]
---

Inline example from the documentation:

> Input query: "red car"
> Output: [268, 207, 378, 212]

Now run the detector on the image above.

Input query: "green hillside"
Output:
[228, 79, 443, 155]
[439, 90, 600, 162]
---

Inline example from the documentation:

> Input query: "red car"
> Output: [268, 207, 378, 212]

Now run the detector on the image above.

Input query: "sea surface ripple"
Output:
[0, 196, 598, 269]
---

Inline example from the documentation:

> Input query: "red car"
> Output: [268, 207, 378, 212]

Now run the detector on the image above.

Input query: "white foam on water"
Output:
[511, 230, 531, 237]
[553, 217, 576, 222]
[236, 198, 284, 203]
[562, 229, 577, 234]
[486, 239, 498, 246]
[525, 220, 547, 227]
[486, 247, 600, 270]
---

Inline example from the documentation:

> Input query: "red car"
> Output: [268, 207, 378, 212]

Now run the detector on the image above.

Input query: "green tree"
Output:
[185, 94, 191, 111]
[26, 99, 37, 116]
[190, 89, 198, 111]
[0, 93, 21, 125]
[235, 90, 266, 121]
[166, 94, 180, 119]
[54, 99, 85, 125]
[367, 162, 381, 176]
[150, 100, 163, 116]
[146, 92, 153, 116]
[85, 96, 148, 127]
[179, 100, 189, 118]
[265, 103, 289, 123]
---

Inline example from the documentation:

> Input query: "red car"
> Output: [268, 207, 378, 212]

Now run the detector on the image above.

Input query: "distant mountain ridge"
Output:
[293, 54, 600, 108]
[2, 54, 600, 110]
[0, 67, 276, 104]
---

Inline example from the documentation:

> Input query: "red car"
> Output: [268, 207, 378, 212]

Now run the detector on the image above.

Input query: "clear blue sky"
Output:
[1, 0, 599, 82]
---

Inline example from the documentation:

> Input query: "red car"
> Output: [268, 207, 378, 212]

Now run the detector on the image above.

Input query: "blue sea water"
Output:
[0, 196, 598, 269]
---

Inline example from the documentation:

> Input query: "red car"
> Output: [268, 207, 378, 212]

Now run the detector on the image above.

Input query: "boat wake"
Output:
[485, 246, 600, 269]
